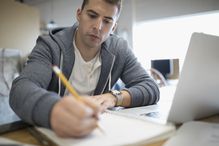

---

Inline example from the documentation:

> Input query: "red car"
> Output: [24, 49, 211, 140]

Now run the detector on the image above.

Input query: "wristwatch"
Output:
[110, 90, 123, 106]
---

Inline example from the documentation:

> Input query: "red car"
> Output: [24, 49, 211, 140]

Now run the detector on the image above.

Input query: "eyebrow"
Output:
[86, 9, 115, 21]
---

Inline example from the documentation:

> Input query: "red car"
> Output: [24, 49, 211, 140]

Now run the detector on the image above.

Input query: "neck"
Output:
[79, 47, 100, 62]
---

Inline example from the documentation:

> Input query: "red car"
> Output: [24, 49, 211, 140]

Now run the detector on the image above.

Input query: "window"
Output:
[133, 11, 219, 70]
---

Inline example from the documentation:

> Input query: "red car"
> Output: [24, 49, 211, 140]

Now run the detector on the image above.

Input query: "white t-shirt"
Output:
[64, 37, 101, 96]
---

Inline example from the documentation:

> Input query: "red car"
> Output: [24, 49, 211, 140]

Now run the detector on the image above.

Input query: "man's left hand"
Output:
[92, 93, 116, 112]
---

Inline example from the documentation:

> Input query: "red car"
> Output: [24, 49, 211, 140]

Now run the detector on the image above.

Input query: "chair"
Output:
[148, 68, 168, 87]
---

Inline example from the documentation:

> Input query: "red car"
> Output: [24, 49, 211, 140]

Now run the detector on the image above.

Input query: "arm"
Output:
[119, 39, 160, 107]
[92, 38, 159, 111]
[9, 36, 101, 138]
[10, 36, 59, 128]
[92, 90, 131, 112]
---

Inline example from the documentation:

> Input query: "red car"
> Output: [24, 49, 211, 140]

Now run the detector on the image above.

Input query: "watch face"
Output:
[110, 90, 123, 106]
[113, 90, 121, 95]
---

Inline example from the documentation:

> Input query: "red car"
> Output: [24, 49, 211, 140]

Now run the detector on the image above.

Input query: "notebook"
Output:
[111, 32, 219, 124]
[35, 112, 175, 146]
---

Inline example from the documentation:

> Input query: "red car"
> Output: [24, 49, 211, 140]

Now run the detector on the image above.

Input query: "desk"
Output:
[1, 128, 40, 145]
[1, 115, 219, 146]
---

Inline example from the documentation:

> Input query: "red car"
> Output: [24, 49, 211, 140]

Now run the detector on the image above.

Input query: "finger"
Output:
[60, 117, 98, 138]
[63, 96, 94, 119]
[68, 118, 98, 137]
[91, 95, 105, 104]
[100, 102, 111, 113]
[51, 106, 78, 137]
[52, 106, 97, 138]
[91, 95, 101, 100]
[82, 97, 101, 113]
[54, 110, 98, 138]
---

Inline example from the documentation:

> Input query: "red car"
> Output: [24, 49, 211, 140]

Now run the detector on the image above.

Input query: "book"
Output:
[35, 112, 175, 146]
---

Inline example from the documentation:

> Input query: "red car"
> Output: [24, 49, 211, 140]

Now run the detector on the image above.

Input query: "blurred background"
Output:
[1, 0, 219, 81]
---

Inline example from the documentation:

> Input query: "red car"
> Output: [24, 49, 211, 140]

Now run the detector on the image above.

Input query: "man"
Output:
[10, 0, 159, 138]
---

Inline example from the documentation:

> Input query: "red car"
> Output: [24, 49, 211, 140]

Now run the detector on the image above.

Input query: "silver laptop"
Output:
[109, 32, 219, 124]
[167, 32, 219, 123]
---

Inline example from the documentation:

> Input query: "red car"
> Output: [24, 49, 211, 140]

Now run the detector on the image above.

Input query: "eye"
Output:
[103, 19, 113, 24]
[88, 13, 97, 19]
[103, 19, 110, 24]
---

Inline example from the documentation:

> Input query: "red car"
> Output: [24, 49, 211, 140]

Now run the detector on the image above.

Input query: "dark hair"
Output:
[81, 0, 122, 17]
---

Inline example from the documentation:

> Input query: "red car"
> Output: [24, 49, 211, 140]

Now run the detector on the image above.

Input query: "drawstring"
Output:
[108, 70, 112, 91]
[58, 53, 63, 96]
[100, 56, 115, 94]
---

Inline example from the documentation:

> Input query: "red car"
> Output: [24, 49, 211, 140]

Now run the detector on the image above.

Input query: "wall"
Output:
[26, 0, 135, 47]
[30, 0, 81, 28]
[24, 0, 219, 48]
[0, 0, 40, 56]
[135, 0, 219, 22]
[117, 0, 219, 48]
[117, 0, 135, 48]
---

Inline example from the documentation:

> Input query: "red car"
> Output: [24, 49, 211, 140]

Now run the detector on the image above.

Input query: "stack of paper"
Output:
[36, 112, 175, 146]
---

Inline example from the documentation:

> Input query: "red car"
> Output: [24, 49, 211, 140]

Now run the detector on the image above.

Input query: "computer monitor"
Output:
[151, 59, 173, 79]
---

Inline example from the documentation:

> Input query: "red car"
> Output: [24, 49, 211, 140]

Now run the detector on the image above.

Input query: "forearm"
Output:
[120, 90, 131, 107]
[10, 77, 60, 128]
[127, 80, 160, 107]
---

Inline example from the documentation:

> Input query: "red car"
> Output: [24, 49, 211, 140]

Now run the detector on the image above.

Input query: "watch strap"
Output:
[110, 90, 123, 106]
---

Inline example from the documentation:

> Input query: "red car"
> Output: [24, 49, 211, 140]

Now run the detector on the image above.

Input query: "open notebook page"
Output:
[36, 112, 175, 146]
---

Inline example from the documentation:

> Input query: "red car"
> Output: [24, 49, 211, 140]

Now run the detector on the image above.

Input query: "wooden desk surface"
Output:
[1, 115, 219, 146]
[2, 128, 41, 145]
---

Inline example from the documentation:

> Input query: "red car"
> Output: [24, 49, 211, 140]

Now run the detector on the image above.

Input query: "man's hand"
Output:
[50, 96, 100, 138]
[92, 93, 117, 112]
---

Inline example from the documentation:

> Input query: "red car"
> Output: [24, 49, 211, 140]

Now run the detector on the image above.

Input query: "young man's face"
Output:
[76, 0, 118, 49]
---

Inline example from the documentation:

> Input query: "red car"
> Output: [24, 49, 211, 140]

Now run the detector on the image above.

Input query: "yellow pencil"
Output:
[52, 65, 105, 134]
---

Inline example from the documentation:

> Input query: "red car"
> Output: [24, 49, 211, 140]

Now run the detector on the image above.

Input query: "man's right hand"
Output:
[50, 96, 100, 138]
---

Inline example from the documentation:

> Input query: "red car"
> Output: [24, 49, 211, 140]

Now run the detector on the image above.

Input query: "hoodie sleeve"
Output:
[118, 39, 160, 107]
[9, 36, 60, 128]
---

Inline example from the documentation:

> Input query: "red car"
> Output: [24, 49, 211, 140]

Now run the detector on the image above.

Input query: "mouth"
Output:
[89, 34, 100, 40]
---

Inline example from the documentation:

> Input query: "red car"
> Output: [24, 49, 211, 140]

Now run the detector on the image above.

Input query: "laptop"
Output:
[109, 32, 219, 124]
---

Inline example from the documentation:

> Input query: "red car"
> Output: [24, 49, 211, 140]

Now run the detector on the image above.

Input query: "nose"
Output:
[94, 18, 103, 31]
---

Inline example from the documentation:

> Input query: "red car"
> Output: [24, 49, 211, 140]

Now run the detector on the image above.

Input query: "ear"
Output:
[111, 22, 117, 33]
[76, 8, 82, 22]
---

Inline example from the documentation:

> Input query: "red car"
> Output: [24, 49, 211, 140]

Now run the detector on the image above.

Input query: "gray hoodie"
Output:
[9, 23, 160, 128]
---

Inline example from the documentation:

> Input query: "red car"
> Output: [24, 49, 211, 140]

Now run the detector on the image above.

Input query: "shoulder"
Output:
[37, 26, 74, 45]
[104, 34, 132, 54]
